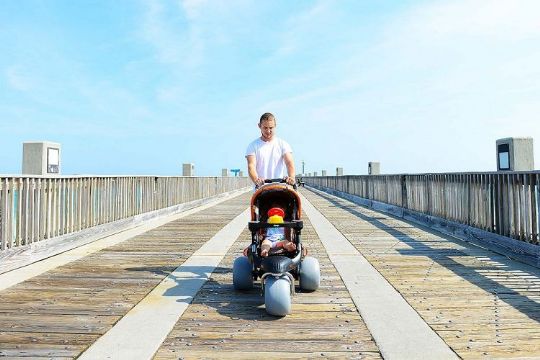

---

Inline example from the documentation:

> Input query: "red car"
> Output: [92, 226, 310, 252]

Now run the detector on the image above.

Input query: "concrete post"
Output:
[182, 163, 194, 176]
[22, 141, 61, 175]
[222, 168, 228, 176]
[336, 167, 343, 176]
[313, 171, 318, 176]
[239, 171, 244, 177]
[368, 162, 380, 175]
[496, 138, 534, 171]
[322, 170, 327, 176]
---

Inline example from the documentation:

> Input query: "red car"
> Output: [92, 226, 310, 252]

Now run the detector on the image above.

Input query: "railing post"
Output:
[0, 179, 6, 250]
[426, 175, 431, 215]
[467, 174, 471, 226]
[400, 175, 408, 209]
[530, 173, 538, 243]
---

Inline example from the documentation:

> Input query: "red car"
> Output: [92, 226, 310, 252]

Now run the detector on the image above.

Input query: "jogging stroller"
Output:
[233, 179, 320, 316]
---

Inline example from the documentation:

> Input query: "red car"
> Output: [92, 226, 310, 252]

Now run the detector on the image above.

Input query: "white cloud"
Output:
[156, 85, 186, 103]
[4, 1, 540, 175]
[140, 0, 245, 69]
[265, 0, 336, 61]
[140, 0, 207, 68]
[243, 0, 540, 174]
[5, 66, 33, 91]
[377, 0, 540, 65]
[181, 0, 208, 20]
[399, 0, 540, 41]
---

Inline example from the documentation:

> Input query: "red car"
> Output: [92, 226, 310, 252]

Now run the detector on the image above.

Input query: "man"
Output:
[244, 112, 296, 257]
[245, 112, 296, 187]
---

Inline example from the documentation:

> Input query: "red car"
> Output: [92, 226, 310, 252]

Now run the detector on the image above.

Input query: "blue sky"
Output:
[1, 0, 539, 176]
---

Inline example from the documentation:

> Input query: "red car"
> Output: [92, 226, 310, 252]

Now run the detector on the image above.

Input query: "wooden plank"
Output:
[153, 211, 382, 359]
[0, 193, 251, 358]
[301, 188, 540, 359]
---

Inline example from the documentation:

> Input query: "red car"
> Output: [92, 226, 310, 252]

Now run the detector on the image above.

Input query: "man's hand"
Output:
[255, 177, 265, 186]
[285, 176, 295, 185]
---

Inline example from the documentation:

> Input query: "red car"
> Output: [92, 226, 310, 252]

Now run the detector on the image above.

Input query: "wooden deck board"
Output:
[153, 214, 382, 359]
[1, 187, 538, 359]
[302, 188, 540, 359]
[0, 194, 250, 358]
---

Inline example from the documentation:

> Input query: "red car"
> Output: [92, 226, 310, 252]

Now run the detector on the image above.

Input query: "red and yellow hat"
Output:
[267, 207, 285, 218]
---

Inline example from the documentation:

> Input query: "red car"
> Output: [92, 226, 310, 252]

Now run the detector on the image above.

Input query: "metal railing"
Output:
[0, 176, 250, 251]
[303, 172, 540, 245]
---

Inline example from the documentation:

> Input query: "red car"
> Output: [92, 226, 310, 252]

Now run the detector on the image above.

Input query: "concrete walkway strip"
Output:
[0, 191, 248, 292]
[78, 208, 250, 360]
[301, 193, 458, 360]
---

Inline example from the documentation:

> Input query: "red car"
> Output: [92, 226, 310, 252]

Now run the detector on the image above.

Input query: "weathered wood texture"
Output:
[3, 188, 538, 359]
[0, 193, 250, 359]
[0, 176, 251, 252]
[304, 172, 540, 245]
[302, 188, 540, 359]
[153, 212, 381, 359]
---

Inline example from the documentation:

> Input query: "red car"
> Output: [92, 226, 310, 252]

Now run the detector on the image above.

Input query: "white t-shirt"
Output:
[245, 137, 292, 180]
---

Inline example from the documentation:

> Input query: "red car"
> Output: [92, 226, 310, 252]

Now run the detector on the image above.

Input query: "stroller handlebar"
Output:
[264, 178, 286, 183]
[256, 178, 298, 190]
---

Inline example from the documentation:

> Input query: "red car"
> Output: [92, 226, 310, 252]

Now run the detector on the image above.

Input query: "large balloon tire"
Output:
[264, 276, 292, 316]
[299, 256, 320, 291]
[233, 256, 254, 290]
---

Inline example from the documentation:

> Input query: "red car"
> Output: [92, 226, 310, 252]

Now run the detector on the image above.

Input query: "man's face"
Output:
[259, 119, 276, 141]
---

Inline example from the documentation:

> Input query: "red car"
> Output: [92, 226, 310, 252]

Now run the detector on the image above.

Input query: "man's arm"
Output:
[246, 155, 263, 186]
[283, 152, 296, 185]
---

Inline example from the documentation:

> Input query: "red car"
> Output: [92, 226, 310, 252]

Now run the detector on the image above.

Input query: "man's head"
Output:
[259, 112, 276, 141]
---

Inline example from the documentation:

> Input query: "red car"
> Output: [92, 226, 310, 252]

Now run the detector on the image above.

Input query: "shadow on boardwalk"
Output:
[311, 189, 540, 323]
[125, 265, 286, 321]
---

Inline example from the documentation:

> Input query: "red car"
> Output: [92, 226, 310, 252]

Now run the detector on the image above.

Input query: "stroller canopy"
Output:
[250, 184, 301, 222]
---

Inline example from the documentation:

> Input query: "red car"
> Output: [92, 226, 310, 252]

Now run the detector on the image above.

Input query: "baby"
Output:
[259, 207, 296, 257]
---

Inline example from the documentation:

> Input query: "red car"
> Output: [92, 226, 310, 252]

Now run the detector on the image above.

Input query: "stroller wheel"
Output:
[299, 256, 320, 291]
[233, 256, 254, 290]
[264, 275, 292, 316]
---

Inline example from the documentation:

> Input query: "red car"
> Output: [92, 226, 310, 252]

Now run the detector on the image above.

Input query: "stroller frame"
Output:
[233, 179, 320, 316]
[247, 182, 304, 281]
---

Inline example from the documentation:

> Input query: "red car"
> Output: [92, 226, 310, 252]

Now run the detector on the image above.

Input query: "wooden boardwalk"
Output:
[0, 188, 539, 359]
[302, 189, 540, 359]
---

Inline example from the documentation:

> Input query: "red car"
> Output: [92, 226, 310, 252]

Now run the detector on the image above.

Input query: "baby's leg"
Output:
[282, 241, 296, 252]
[260, 239, 272, 257]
